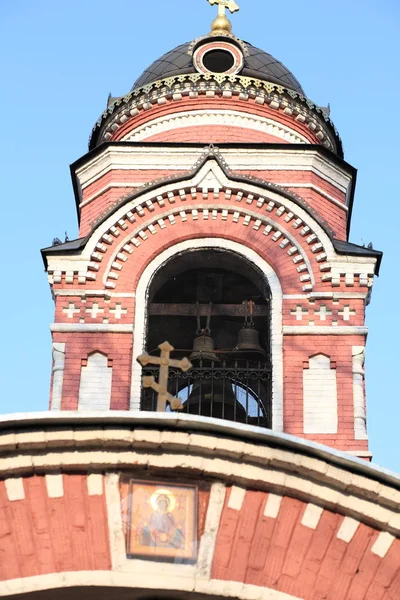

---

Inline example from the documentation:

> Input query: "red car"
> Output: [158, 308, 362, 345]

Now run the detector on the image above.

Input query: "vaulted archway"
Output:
[131, 238, 284, 431]
[142, 248, 272, 427]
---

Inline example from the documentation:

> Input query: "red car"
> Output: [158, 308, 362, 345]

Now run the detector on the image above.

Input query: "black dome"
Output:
[132, 39, 305, 95]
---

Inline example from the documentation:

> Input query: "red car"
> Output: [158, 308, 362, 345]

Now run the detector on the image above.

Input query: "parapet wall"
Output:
[0, 412, 399, 599]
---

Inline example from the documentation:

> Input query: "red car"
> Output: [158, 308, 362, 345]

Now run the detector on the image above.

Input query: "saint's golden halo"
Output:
[150, 488, 177, 512]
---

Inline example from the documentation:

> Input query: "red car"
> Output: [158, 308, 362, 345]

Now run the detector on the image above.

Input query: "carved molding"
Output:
[89, 73, 340, 154]
[122, 109, 309, 145]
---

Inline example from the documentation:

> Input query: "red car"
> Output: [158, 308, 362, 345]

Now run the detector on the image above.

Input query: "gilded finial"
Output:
[207, 0, 240, 34]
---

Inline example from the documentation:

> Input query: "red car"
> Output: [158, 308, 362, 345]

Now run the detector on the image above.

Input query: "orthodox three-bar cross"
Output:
[137, 342, 192, 412]
[207, 0, 240, 16]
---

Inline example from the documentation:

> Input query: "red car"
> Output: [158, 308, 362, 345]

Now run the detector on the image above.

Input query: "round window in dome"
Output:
[203, 49, 235, 73]
[193, 41, 244, 76]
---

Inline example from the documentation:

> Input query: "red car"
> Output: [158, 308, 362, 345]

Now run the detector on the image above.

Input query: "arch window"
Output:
[141, 249, 272, 427]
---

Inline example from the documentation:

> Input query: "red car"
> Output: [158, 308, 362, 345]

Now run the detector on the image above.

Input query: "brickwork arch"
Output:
[129, 238, 284, 431]
[81, 183, 337, 294]
[99, 205, 316, 295]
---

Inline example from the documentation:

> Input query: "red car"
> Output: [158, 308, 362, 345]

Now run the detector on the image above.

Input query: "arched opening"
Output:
[141, 249, 272, 427]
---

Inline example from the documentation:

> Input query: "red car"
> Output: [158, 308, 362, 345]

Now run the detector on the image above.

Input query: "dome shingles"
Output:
[134, 43, 193, 89]
[132, 40, 305, 96]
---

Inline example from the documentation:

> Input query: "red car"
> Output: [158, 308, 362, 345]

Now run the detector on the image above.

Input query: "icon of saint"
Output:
[141, 490, 184, 549]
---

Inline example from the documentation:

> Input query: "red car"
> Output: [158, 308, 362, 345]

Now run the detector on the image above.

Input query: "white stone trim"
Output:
[45, 474, 64, 498]
[50, 324, 133, 333]
[1, 446, 398, 534]
[87, 473, 103, 496]
[337, 517, 360, 542]
[53, 290, 136, 299]
[284, 326, 368, 335]
[75, 147, 351, 198]
[122, 109, 309, 145]
[346, 451, 373, 458]
[4, 478, 25, 501]
[78, 353, 113, 411]
[264, 493, 282, 518]
[196, 482, 226, 579]
[0, 572, 303, 599]
[105, 473, 131, 571]
[46, 256, 90, 278]
[283, 293, 370, 300]
[352, 346, 368, 440]
[51, 343, 65, 411]
[371, 532, 395, 558]
[227, 486, 246, 511]
[303, 355, 338, 435]
[54, 291, 134, 297]
[131, 238, 284, 432]
[301, 503, 323, 529]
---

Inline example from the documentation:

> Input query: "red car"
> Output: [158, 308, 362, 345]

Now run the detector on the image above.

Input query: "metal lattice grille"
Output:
[141, 358, 272, 428]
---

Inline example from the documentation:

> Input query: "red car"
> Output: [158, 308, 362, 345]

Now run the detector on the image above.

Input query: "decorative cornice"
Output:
[44, 150, 379, 288]
[50, 324, 133, 333]
[122, 109, 309, 145]
[89, 73, 342, 155]
[89, 146, 336, 239]
[283, 326, 369, 335]
[0, 413, 399, 534]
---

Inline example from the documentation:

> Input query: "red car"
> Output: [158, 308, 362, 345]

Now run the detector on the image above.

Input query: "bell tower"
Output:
[41, 0, 381, 460]
[4, 3, 400, 599]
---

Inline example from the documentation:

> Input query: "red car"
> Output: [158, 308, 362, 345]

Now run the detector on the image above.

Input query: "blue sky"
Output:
[0, 0, 399, 471]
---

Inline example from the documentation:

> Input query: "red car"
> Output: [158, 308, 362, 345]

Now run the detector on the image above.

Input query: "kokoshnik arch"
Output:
[1, 2, 399, 600]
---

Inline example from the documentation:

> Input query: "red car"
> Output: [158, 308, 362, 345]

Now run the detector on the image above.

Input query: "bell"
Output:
[190, 333, 220, 364]
[235, 326, 266, 355]
[184, 377, 247, 423]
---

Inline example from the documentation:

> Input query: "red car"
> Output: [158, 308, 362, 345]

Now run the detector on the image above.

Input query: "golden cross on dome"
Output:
[208, 0, 240, 15]
[137, 341, 192, 412]
[207, 0, 240, 33]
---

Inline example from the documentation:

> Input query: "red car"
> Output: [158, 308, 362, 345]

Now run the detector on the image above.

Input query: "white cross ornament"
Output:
[63, 303, 80, 319]
[338, 305, 356, 321]
[315, 305, 333, 321]
[110, 304, 128, 319]
[290, 305, 309, 321]
[85, 303, 104, 319]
